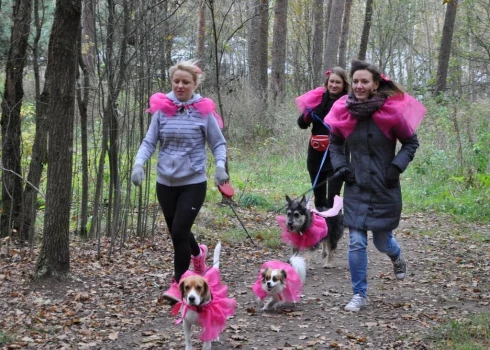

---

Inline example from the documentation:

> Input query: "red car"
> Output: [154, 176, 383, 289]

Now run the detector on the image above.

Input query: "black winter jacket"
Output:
[329, 116, 419, 231]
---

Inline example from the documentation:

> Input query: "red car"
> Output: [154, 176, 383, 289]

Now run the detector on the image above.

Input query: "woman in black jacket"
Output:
[325, 60, 426, 312]
[296, 67, 349, 210]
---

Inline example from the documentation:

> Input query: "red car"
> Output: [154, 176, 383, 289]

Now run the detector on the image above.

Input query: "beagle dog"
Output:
[173, 242, 236, 350]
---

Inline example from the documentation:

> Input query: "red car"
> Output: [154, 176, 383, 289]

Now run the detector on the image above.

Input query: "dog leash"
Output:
[277, 108, 332, 212]
[218, 183, 257, 247]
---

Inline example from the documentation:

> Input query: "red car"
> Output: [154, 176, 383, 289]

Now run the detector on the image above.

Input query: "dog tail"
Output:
[288, 255, 306, 284]
[213, 241, 222, 270]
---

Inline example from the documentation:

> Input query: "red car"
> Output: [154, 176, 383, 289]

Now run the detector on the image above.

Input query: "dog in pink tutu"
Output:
[252, 255, 306, 310]
[172, 242, 236, 350]
[277, 195, 344, 268]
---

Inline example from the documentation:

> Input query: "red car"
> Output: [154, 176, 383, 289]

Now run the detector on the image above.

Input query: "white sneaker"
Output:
[344, 294, 367, 312]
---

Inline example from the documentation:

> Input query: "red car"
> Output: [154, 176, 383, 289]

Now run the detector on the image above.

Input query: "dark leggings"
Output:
[308, 170, 343, 209]
[156, 181, 207, 282]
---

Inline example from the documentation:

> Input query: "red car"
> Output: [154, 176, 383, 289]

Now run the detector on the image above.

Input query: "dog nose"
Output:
[267, 282, 271, 287]
[189, 296, 195, 303]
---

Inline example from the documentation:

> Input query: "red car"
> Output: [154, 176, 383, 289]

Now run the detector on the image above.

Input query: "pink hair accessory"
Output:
[195, 66, 203, 74]
[325, 69, 332, 76]
[380, 73, 391, 81]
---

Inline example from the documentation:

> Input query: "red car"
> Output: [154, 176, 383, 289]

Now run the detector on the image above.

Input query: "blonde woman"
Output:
[131, 60, 228, 303]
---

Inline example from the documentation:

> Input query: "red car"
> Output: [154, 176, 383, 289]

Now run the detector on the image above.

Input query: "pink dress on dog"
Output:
[171, 268, 236, 342]
[252, 260, 303, 302]
[277, 213, 327, 250]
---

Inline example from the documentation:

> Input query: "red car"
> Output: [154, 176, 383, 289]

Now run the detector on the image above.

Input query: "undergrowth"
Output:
[428, 313, 490, 349]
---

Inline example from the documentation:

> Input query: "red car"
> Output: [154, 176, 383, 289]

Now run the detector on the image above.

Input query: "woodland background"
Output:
[0, 0, 489, 280]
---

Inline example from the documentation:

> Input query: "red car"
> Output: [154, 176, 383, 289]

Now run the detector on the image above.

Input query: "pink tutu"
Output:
[146, 92, 224, 128]
[295, 86, 325, 115]
[278, 213, 327, 250]
[171, 268, 236, 341]
[252, 260, 303, 302]
[324, 94, 426, 141]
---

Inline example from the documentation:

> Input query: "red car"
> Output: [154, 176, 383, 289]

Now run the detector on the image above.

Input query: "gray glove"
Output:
[131, 164, 145, 186]
[214, 166, 229, 185]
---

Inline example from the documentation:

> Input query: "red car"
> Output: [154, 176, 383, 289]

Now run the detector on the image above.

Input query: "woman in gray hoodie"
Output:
[131, 59, 228, 303]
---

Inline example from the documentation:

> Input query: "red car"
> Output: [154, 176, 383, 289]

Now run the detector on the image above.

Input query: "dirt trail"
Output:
[1, 213, 489, 349]
[111, 213, 490, 349]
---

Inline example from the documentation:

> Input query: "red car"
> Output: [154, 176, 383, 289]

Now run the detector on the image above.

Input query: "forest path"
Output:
[1, 212, 489, 349]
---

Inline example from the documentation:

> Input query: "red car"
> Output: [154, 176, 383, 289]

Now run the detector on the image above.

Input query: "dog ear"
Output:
[299, 195, 307, 207]
[261, 268, 269, 282]
[280, 269, 287, 283]
[202, 280, 211, 301]
[178, 280, 186, 299]
[285, 195, 292, 205]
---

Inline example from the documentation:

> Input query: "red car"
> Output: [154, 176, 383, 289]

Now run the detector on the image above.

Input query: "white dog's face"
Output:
[261, 267, 287, 295]
[179, 275, 211, 306]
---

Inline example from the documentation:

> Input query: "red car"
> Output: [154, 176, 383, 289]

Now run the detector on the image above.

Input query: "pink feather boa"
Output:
[146, 92, 224, 129]
[324, 94, 426, 141]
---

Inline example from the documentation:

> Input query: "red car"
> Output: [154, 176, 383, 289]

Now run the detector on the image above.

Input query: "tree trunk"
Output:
[81, 0, 96, 75]
[248, 0, 268, 94]
[434, 0, 458, 96]
[0, 0, 32, 238]
[322, 0, 332, 72]
[338, 0, 352, 68]
[258, 0, 269, 93]
[34, 0, 81, 279]
[323, 0, 343, 70]
[358, 0, 374, 61]
[270, 0, 288, 101]
[77, 24, 90, 238]
[196, 0, 206, 65]
[312, 0, 324, 86]
[20, 0, 47, 245]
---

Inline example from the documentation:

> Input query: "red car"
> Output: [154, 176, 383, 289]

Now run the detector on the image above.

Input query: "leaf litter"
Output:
[0, 211, 489, 349]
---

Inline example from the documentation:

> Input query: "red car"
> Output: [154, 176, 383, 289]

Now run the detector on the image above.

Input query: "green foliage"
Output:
[429, 313, 490, 349]
[0, 332, 14, 345]
[403, 97, 490, 222]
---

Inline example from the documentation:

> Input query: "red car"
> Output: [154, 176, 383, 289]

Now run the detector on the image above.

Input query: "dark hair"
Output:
[324, 66, 350, 95]
[349, 59, 405, 98]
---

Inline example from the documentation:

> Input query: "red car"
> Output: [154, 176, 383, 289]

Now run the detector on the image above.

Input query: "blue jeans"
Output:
[348, 228, 401, 298]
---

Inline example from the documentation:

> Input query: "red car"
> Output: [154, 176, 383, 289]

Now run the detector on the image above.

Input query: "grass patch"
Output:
[219, 226, 282, 248]
[428, 313, 490, 349]
[0, 332, 14, 345]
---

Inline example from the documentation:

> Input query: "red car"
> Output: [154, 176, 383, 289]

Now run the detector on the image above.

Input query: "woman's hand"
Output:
[131, 164, 145, 186]
[214, 166, 229, 185]
[385, 165, 401, 188]
[330, 166, 355, 185]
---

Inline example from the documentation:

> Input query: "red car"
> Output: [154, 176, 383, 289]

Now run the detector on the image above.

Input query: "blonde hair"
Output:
[169, 59, 205, 86]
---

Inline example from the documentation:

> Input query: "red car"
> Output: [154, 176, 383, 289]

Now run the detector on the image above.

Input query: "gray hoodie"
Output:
[134, 92, 227, 186]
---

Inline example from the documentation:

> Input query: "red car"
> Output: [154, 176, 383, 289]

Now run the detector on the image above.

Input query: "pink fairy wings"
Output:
[311, 195, 343, 218]
[295, 86, 325, 115]
[324, 94, 426, 141]
[146, 92, 224, 128]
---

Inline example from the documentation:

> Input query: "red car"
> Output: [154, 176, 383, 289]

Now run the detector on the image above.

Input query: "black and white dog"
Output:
[284, 195, 343, 268]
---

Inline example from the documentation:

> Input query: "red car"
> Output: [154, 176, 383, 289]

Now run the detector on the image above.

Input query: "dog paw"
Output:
[323, 262, 333, 269]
